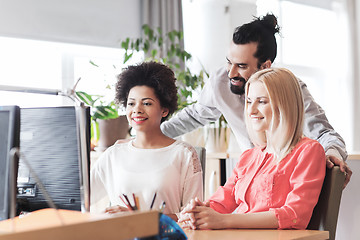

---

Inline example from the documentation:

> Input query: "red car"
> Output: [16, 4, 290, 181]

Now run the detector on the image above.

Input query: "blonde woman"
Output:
[178, 68, 326, 229]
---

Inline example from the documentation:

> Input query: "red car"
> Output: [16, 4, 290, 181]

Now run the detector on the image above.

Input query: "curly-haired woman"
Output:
[91, 61, 203, 221]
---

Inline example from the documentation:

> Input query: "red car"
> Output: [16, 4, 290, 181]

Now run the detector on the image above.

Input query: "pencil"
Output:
[135, 196, 140, 210]
[119, 195, 133, 211]
[150, 192, 157, 209]
[132, 193, 138, 210]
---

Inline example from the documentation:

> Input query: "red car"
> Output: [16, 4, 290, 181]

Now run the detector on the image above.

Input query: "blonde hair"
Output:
[244, 68, 304, 161]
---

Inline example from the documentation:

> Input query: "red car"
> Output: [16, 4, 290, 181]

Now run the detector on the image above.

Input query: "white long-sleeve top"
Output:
[90, 140, 203, 214]
[161, 66, 347, 161]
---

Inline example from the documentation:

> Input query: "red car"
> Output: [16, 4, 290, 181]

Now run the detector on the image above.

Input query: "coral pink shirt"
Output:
[208, 137, 326, 229]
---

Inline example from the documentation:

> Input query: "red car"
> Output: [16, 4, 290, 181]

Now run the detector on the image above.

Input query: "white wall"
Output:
[0, 0, 142, 48]
[354, 0, 360, 152]
[336, 5, 360, 238]
[182, 0, 256, 74]
[336, 158, 360, 240]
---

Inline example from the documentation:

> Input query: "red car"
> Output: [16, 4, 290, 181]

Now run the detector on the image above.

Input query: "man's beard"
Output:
[229, 77, 246, 95]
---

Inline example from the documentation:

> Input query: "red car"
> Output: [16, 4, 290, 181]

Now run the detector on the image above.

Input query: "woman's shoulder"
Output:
[173, 140, 203, 173]
[104, 141, 130, 153]
[95, 142, 130, 163]
[291, 137, 326, 159]
[296, 137, 324, 150]
[172, 140, 197, 152]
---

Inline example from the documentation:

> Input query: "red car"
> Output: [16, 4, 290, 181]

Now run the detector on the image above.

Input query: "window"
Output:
[73, 47, 143, 107]
[0, 37, 143, 109]
[0, 37, 63, 107]
[257, 0, 353, 151]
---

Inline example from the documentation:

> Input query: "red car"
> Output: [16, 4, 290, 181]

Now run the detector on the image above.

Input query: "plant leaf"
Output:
[89, 60, 99, 67]
[76, 91, 95, 106]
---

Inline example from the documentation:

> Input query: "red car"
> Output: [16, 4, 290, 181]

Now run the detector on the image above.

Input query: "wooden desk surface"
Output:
[184, 229, 329, 240]
[0, 209, 159, 240]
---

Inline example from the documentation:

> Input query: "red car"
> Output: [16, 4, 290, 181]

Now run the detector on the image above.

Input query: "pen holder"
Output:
[134, 213, 187, 240]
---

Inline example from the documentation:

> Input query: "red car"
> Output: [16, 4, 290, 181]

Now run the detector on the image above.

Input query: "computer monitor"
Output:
[16, 106, 90, 214]
[0, 105, 20, 220]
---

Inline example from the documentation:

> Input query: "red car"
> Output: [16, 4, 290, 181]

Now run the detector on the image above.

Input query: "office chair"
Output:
[307, 166, 346, 240]
[194, 147, 206, 183]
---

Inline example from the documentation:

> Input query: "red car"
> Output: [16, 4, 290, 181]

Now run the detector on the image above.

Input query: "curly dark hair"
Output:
[233, 13, 280, 68]
[115, 61, 178, 121]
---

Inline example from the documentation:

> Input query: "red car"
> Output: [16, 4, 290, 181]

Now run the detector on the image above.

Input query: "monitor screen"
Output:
[0, 105, 20, 220]
[16, 106, 90, 214]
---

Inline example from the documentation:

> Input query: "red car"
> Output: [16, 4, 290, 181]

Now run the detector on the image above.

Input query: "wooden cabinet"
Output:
[204, 152, 228, 200]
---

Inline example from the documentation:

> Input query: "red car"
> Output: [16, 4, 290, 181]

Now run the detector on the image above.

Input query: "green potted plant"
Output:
[76, 65, 129, 151]
[121, 24, 208, 111]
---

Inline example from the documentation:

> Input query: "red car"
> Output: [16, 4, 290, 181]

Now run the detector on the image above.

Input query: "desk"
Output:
[348, 153, 360, 160]
[184, 229, 329, 240]
[0, 209, 158, 240]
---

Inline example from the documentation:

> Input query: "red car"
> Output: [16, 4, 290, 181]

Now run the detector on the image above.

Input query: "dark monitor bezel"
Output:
[0, 105, 20, 220]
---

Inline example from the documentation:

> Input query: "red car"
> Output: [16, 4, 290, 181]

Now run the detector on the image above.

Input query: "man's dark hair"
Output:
[115, 61, 178, 121]
[233, 13, 280, 68]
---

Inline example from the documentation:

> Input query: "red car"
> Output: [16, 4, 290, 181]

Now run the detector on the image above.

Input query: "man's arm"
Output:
[161, 102, 222, 138]
[161, 69, 225, 138]
[299, 79, 351, 187]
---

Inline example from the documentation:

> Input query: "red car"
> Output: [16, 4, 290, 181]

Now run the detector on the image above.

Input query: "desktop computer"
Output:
[16, 106, 90, 214]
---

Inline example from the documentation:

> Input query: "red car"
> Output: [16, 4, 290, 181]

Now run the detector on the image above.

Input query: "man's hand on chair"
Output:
[326, 155, 352, 189]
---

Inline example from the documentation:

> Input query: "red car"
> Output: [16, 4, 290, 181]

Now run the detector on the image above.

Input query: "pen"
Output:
[150, 192, 157, 209]
[123, 194, 135, 210]
[159, 201, 166, 213]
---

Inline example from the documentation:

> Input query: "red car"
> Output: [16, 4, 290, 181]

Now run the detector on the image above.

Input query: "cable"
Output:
[9, 148, 65, 225]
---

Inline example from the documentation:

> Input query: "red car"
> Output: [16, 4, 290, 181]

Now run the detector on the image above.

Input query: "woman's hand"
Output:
[105, 205, 130, 214]
[178, 197, 210, 229]
[189, 206, 226, 230]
